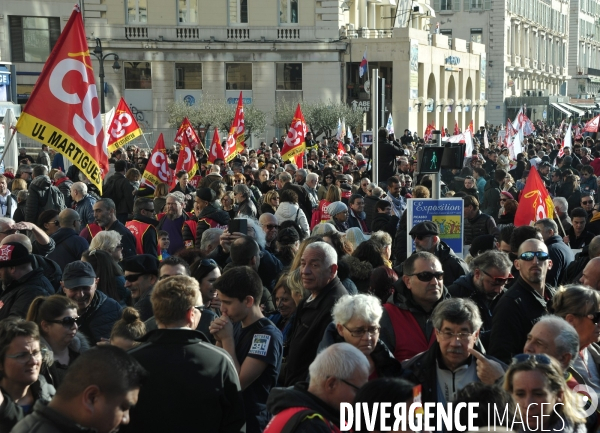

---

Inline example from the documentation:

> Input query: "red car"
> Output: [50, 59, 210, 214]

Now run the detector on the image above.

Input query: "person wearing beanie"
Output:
[327, 201, 349, 233]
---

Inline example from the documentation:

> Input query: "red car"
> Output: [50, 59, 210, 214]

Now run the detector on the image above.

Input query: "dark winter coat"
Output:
[464, 210, 498, 245]
[378, 138, 405, 183]
[184, 203, 231, 247]
[1, 376, 55, 433]
[341, 255, 374, 294]
[103, 172, 134, 216]
[73, 194, 96, 227]
[31, 255, 62, 294]
[544, 234, 575, 287]
[371, 212, 399, 238]
[481, 179, 502, 218]
[47, 228, 89, 270]
[54, 176, 73, 209]
[364, 195, 380, 231]
[0, 267, 53, 320]
[25, 175, 66, 223]
[76, 289, 123, 344]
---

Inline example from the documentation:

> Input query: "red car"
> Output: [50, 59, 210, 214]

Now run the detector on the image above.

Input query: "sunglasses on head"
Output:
[511, 353, 552, 366]
[47, 316, 79, 327]
[406, 271, 444, 282]
[519, 251, 550, 261]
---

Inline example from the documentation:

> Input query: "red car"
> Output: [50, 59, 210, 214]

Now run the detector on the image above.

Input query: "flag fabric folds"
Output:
[106, 97, 143, 153]
[172, 117, 199, 187]
[583, 115, 600, 133]
[424, 123, 435, 142]
[15, 5, 109, 193]
[359, 48, 368, 78]
[513, 167, 554, 226]
[281, 104, 307, 169]
[207, 127, 225, 165]
[140, 133, 173, 190]
[454, 123, 460, 136]
[224, 92, 245, 162]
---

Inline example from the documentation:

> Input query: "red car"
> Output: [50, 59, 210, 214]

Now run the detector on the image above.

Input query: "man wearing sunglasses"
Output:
[534, 218, 574, 287]
[259, 213, 279, 253]
[488, 239, 556, 364]
[123, 255, 159, 322]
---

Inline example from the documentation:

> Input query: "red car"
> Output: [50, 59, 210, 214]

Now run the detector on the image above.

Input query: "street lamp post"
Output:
[90, 38, 121, 114]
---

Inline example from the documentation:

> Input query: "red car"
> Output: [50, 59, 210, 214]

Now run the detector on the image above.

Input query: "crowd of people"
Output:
[0, 121, 599, 432]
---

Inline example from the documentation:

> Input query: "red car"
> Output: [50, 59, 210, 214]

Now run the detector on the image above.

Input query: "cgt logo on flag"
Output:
[513, 167, 554, 226]
[0, 245, 14, 261]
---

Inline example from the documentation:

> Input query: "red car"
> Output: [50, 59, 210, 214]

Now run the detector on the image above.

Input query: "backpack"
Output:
[40, 186, 66, 213]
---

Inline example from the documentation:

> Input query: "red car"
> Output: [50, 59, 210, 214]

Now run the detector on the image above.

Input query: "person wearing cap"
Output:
[123, 255, 159, 322]
[182, 188, 230, 249]
[125, 197, 159, 258]
[47, 209, 89, 271]
[326, 201, 349, 233]
[0, 242, 53, 320]
[93, 198, 137, 260]
[407, 221, 469, 286]
[61, 261, 122, 344]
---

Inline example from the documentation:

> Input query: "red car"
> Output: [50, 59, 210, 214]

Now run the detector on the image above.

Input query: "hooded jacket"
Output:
[380, 278, 450, 362]
[47, 228, 90, 271]
[54, 176, 73, 209]
[25, 175, 66, 223]
[275, 201, 310, 236]
[0, 267, 53, 320]
[31, 255, 62, 294]
[266, 383, 343, 433]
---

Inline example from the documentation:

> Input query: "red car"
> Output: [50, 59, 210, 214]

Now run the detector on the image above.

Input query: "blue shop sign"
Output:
[445, 56, 461, 65]
[0, 73, 10, 86]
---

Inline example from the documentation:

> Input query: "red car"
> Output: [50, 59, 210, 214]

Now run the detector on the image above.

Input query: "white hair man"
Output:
[266, 343, 369, 432]
[552, 197, 571, 235]
[71, 181, 96, 227]
[283, 242, 348, 386]
[303, 173, 319, 210]
[199, 228, 224, 259]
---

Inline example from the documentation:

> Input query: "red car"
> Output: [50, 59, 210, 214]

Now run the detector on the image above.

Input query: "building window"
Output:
[276, 63, 302, 90]
[470, 0, 483, 9]
[8, 16, 61, 62]
[176, 63, 202, 89]
[226, 63, 252, 90]
[440, 0, 453, 10]
[471, 28, 482, 43]
[127, 0, 147, 24]
[280, 0, 299, 24]
[125, 62, 152, 89]
[229, 0, 248, 24]
[178, 0, 197, 24]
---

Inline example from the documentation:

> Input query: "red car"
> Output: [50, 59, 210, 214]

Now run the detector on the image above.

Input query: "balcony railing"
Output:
[347, 28, 393, 39]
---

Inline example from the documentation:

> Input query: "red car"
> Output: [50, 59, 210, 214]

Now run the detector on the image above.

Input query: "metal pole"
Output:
[371, 69, 379, 184]
[431, 130, 441, 199]
[381, 77, 386, 128]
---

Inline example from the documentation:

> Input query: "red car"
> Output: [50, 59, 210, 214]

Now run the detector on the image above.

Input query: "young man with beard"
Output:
[210, 266, 283, 433]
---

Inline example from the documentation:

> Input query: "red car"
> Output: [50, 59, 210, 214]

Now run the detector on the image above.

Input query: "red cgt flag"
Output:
[281, 104, 307, 169]
[140, 133, 173, 190]
[172, 118, 199, 187]
[15, 5, 108, 193]
[583, 115, 600, 133]
[208, 127, 225, 165]
[106, 97, 143, 153]
[513, 167, 554, 226]
[424, 123, 435, 141]
[224, 92, 245, 162]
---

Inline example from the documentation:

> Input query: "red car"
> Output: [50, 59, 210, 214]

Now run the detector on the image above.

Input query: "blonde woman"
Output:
[221, 190, 236, 219]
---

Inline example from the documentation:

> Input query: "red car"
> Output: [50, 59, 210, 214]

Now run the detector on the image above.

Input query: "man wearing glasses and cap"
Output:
[488, 239, 556, 364]
[123, 255, 159, 321]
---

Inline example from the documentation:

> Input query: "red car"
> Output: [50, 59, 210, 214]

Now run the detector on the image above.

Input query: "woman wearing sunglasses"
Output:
[548, 284, 600, 392]
[317, 169, 335, 201]
[504, 354, 585, 433]
[0, 318, 55, 431]
[26, 295, 89, 389]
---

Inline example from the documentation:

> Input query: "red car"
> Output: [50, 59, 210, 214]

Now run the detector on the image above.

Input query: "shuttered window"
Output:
[9, 16, 60, 63]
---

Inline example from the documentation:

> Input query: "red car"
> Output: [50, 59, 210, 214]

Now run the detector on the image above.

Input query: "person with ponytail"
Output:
[26, 295, 90, 389]
[109, 307, 146, 351]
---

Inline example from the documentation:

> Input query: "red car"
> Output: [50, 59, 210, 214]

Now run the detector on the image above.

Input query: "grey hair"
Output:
[536, 316, 579, 367]
[200, 228, 224, 251]
[235, 216, 266, 249]
[232, 184, 250, 198]
[53, 171, 66, 181]
[553, 197, 568, 213]
[166, 192, 185, 205]
[0, 217, 15, 227]
[309, 342, 369, 386]
[296, 169, 307, 178]
[589, 236, 600, 258]
[371, 231, 392, 247]
[71, 181, 87, 195]
[470, 249, 512, 273]
[17, 190, 28, 202]
[332, 294, 383, 326]
[278, 172, 292, 183]
[536, 218, 558, 234]
[284, 164, 297, 172]
[89, 231, 122, 253]
[432, 298, 483, 333]
[304, 241, 338, 269]
[372, 187, 384, 198]
[306, 172, 318, 183]
[97, 198, 116, 212]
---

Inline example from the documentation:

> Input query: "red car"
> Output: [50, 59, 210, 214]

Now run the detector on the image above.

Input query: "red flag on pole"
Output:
[15, 5, 108, 193]
[281, 104, 307, 169]
[513, 167, 555, 226]
[424, 123, 435, 142]
[468, 120, 474, 135]
[140, 133, 173, 190]
[207, 127, 225, 165]
[106, 97, 143, 153]
[174, 117, 200, 149]
[224, 92, 245, 162]
[582, 115, 600, 133]
[172, 118, 199, 187]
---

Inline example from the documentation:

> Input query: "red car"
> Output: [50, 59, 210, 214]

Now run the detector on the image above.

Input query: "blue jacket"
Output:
[48, 228, 89, 271]
[74, 194, 96, 227]
[76, 290, 123, 344]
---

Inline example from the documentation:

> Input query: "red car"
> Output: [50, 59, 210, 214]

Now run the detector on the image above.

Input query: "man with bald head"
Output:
[47, 209, 89, 270]
[488, 238, 556, 363]
[580, 257, 600, 291]
[259, 213, 279, 252]
[71, 181, 96, 227]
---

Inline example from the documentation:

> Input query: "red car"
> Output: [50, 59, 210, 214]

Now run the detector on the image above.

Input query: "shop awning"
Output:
[558, 103, 585, 117]
[550, 103, 572, 117]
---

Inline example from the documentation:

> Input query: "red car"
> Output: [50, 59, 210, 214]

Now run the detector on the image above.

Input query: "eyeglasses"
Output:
[481, 269, 513, 285]
[200, 259, 217, 267]
[437, 330, 474, 342]
[499, 199, 507, 202]
[582, 200, 594, 205]
[125, 273, 152, 282]
[6, 348, 46, 364]
[577, 311, 600, 325]
[411, 234, 432, 241]
[194, 305, 205, 312]
[335, 377, 361, 392]
[519, 251, 550, 261]
[406, 271, 444, 282]
[511, 353, 552, 365]
[343, 325, 381, 338]
[46, 316, 79, 328]
[262, 224, 279, 230]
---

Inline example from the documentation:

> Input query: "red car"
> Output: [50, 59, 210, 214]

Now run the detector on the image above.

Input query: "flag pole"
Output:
[0, 129, 18, 167]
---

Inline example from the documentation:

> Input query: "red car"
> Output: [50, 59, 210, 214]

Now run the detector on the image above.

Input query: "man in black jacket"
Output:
[488, 239, 556, 364]
[463, 195, 499, 246]
[282, 242, 348, 386]
[93, 198, 137, 259]
[534, 217, 574, 287]
[377, 127, 405, 184]
[447, 250, 512, 349]
[122, 275, 246, 433]
[103, 160, 134, 224]
[371, 200, 399, 238]
[48, 209, 89, 271]
[25, 165, 66, 223]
